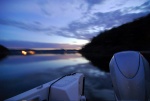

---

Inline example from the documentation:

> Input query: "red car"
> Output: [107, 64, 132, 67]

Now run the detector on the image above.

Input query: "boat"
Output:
[5, 73, 86, 101]
[5, 51, 150, 101]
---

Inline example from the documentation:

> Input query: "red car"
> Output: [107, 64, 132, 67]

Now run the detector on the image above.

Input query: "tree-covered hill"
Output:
[80, 14, 150, 54]
[80, 14, 150, 72]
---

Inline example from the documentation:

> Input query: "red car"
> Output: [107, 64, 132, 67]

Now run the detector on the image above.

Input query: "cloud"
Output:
[37, 0, 52, 16]
[121, 0, 150, 14]
[37, 0, 86, 21]
[0, 19, 53, 31]
[0, 0, 150, 41]
[84, 0, 104, 10]
[0, 40, 81, 49]
[85, 0, 103, 4]
[53, 10, 149, 40]
[42, 0, 150, 40]
[0, 12, 149, 41]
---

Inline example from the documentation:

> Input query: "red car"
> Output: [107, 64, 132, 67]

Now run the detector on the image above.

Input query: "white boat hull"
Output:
[5, 73, 85, 101]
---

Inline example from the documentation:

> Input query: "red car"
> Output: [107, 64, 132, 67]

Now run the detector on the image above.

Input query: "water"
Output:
[0, 54, 114, 101]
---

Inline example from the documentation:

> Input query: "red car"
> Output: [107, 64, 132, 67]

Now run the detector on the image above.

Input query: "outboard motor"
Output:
[109, 51, 150, 101]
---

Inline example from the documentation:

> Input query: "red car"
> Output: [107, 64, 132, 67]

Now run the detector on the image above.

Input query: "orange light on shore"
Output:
[28, 51, 35, 55]
[22, 50, 27, 55]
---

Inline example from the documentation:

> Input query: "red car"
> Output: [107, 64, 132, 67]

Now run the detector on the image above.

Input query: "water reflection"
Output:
[0, 54, 114, 101]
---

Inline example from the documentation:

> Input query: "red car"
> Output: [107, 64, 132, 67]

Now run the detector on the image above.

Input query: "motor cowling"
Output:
[109, 51, 150, 101]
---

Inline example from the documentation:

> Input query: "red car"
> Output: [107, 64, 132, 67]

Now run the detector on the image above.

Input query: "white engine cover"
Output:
[109, 51, 150, 101]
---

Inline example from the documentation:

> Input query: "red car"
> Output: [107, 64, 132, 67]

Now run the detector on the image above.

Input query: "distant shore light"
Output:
[28, 51, 35, 55]
[22, 50, 27, 55]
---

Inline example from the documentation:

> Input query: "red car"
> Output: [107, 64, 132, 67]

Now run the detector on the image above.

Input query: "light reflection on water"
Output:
[0, 54, 114, 101]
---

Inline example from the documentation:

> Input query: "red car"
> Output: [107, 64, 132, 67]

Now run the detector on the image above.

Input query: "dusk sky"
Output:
[0, 0, 150, 49]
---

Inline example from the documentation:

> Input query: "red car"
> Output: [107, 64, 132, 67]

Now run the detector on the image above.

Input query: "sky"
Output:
[0, 0, 150, 49]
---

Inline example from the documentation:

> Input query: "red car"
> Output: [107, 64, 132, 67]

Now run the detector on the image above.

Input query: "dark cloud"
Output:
[40, 7, 52, 16]
[84, 0, 104, 10]
[85, 0, 104, 5]
[143, 0, 150, 6]
[0, 19, 52, 31]
[138, 0, 150, 11]
[37, 0, 52, 16]
[93, 11, 148, 28]
[34, 21, 42, 25]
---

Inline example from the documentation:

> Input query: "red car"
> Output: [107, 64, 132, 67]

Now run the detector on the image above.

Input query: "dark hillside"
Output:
[80, 14, 150, 71]
[0, 45, 9, 60]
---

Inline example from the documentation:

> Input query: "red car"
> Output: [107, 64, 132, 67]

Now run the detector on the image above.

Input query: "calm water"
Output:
[0, 54, 114, 101]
